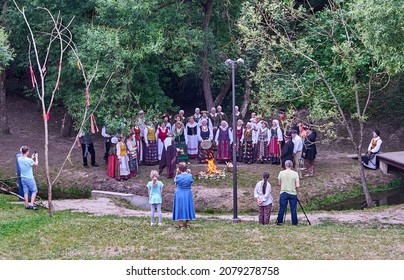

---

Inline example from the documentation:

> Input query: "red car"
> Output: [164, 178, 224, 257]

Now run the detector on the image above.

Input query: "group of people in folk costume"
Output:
[104, 131, 139, 181]
[102, 106, 318, 180]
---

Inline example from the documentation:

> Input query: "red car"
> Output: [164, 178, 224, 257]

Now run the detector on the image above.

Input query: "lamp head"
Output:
[225, 59, 233, 66]
[236, 58, 244, 65]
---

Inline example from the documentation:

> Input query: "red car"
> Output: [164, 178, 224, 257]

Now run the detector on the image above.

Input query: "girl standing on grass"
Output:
[254, 171, 273, 225]
[147, 170, 164, 226]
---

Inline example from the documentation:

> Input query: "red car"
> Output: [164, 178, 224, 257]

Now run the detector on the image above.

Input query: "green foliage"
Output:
[238, 0, 402, 136]
[350, 0, 404, 75]
[6, 0, 246, 131]
[306, 178, 403, 211]
[0, 27, 13, 71]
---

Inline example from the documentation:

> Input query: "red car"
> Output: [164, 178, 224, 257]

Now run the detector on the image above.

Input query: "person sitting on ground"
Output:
[362, 129, 382, 170]
[17, 146, 39, 210]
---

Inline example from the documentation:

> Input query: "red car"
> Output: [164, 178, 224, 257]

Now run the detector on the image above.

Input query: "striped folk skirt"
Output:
[144, 140, 159, 165]
[242, 141, 254, 163]
[216, 140, 232, 162]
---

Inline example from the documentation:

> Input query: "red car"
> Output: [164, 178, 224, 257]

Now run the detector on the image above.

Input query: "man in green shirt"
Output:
[276, 160, 300, 225]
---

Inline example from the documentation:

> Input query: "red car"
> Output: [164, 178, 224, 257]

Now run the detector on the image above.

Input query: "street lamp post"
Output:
[225, 58, 244, 223]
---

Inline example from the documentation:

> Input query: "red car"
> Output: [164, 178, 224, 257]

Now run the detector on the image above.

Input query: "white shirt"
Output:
[292, 135, 303, 153]
[101, 126, 110, 138]
[254, 180, 273, 206]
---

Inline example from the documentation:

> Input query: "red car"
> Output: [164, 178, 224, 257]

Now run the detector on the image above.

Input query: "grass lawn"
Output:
[0, 195, 403, 260]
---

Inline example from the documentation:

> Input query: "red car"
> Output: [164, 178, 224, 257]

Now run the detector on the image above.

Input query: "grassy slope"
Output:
[1, 195, 403, 260]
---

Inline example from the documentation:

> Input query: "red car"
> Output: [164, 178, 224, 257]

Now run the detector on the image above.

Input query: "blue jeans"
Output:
[277, 192, 298, 225]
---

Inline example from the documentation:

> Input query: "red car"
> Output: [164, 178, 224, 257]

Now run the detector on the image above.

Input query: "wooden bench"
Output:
[377, 151, 404, 175]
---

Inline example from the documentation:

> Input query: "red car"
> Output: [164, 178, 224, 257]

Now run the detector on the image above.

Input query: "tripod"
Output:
[283, 198, 311, 225]
[298, 199, 311, 225]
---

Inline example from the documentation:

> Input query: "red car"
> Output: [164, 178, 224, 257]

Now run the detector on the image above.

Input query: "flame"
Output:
[207, 158, 219, 174]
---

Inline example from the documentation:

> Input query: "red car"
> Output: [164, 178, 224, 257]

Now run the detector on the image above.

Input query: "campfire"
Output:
[198, 158, 226, 180]
[207, 158, 219, 174]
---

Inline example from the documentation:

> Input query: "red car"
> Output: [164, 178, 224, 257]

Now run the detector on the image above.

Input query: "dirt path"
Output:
[51, 197, 404, 225]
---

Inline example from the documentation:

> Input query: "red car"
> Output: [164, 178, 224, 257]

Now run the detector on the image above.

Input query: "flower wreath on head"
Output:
[173, 122, 184, 137]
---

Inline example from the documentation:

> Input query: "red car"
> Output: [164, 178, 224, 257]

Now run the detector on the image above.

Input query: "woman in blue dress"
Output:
[172, 162, 196, 229]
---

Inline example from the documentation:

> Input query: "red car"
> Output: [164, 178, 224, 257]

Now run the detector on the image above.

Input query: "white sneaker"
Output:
[158, 223, 163, 226]
[151, 222, 155, 226]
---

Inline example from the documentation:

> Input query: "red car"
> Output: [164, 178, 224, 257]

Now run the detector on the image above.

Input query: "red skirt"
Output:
[107, 155, 119, 178]
[268, 138, 280, 157]
[216, 140, 232, 161]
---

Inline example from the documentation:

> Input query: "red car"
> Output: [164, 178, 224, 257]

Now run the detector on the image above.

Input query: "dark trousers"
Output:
[258, 204, 272, 225]
[82, 143, 96, 166]
[141, 138, 146, 164]
[277, 192, 298, 225]
[104, 141, 111, 160]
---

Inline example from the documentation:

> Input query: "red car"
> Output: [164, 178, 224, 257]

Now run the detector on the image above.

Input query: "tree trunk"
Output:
[201, 0, 214, 110]
[213, 64, 240, 108]
[0, 71, 10, 134]
[44, 112, 54, 217]
[60, 112, 73, 137]
[202, 51, 213, 110]
[354, 74, 374, 207]
[240, 75, 251, 119]
[2, 1, 7, 27]
[0, 1, 10, 134]
[357, 157, 373, 207]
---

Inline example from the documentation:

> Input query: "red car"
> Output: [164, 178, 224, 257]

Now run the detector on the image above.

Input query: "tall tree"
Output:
[201, 0, 214, 109]
[12, 1, 113, 216]
[0, 0, 13, 135]
[6, 1, 246, 125]
[149, 0, 244, 111]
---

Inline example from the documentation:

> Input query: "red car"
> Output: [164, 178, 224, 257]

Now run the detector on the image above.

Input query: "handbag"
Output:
[362, 153, 376, 165]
